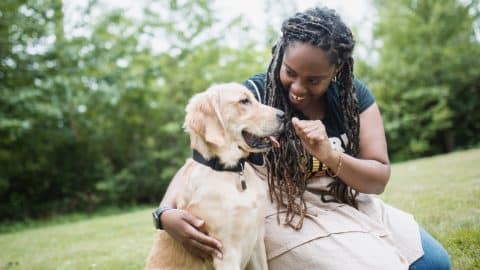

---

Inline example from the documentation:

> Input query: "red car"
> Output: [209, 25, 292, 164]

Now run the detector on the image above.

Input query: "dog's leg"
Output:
[245, 236, 268, 270]
[145, 231, 172, 270]
[146, 231, 209, 270]
[212, 254, 241, 270]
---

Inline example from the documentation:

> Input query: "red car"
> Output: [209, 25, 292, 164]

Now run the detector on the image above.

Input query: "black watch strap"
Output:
[152, 206, 174, 230]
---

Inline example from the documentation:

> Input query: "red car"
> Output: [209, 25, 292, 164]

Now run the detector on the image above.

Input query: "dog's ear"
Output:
[184, 91, 226, 147]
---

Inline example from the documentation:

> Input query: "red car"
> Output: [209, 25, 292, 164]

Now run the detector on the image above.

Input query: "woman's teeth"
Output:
[291, 93, 305, 101]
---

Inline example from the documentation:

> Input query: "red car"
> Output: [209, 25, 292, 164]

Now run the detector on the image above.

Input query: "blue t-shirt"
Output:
[242, 73, 375, 153]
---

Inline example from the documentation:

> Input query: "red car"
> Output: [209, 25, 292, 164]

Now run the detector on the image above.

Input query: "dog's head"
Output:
[184, 83, 284, 167]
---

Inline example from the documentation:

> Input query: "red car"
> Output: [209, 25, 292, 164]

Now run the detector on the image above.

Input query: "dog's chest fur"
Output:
[179, 159, 266, 265]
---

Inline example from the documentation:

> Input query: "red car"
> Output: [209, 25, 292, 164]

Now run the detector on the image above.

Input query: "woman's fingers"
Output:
[302, 125, 319, 134]
[162, 209, 223, 261]
[184, 241, 211, 261]
[191, 229, 223, 253]
[186, 236, 223, 260]
[181, 211, 222, 250]
[184, 224, 222, 254]
[180, 211, 223, 260]
[181, 210, 205, 228]
[292, 118, 309, 138]
[306, 129, 326, 141]
[292, 117, 327, 142]
[292, 117, 333, 160]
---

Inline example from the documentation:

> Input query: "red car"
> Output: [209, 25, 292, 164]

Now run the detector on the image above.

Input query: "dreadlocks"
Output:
[264, 7, 360, 229]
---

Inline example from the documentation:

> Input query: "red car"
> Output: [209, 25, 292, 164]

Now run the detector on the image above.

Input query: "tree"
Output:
[368, 0, 480, 161]
[0, 0, 269, 220]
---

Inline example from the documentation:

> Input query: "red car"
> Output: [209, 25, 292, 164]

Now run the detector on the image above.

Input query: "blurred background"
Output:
[1, 0, 479, 222]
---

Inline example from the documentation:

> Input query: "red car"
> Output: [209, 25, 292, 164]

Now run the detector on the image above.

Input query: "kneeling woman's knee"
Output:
[429, 247, 451, 270]
[411, 228, 451, 270]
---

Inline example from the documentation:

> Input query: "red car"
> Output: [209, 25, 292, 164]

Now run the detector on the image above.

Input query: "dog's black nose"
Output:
[276, 110, 285, 122]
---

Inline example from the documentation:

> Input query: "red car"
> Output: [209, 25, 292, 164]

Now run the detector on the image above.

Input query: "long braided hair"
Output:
[264, 7, 360, 229]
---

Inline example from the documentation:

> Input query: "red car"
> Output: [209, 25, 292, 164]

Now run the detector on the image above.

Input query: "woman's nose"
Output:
[291, 79, 305, 93]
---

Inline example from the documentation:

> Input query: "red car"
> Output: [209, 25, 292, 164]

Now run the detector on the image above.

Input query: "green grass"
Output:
[0, 209, 153, 270]
[382, 148, 480, 270]
[1, 148, 479, 270]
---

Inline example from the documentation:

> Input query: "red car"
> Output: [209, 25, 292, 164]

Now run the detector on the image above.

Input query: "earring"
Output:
[332, 75, 337, 83]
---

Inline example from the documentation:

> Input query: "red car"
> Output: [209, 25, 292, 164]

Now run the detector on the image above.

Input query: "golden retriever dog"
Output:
[145, 83, 284, 270]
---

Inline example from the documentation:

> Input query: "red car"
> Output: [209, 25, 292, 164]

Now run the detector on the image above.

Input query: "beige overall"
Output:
[256, 168, 424, 270]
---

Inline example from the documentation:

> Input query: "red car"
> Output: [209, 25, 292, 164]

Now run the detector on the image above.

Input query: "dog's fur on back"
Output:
[146, 83, 284, 270]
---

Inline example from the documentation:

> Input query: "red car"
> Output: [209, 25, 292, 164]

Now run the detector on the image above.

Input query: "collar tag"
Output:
[238, 164, 247, 191]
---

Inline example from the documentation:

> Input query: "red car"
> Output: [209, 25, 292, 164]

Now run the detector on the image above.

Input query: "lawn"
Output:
[1, 148, 479, 270]
[382, 148, 480, 269]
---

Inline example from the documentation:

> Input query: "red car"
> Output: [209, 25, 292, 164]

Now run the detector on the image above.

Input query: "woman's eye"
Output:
[286, 69, 296, 77]
[239, 98, 251, 105]
[309, 79, 321, 85]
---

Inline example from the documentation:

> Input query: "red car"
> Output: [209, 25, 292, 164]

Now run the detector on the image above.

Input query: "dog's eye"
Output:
[239, 98, 251, 105]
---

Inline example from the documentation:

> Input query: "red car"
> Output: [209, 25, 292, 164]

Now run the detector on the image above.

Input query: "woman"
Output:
[157, 7, 451, 270]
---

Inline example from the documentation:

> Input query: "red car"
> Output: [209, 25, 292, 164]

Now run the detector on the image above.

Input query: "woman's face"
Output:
[280, 41, 337, 110]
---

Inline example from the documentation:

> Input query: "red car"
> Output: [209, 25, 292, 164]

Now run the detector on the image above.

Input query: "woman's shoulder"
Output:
[242, 73, 267, 103]
[353, 78, 375, 113]
[329, 78, 375, 113]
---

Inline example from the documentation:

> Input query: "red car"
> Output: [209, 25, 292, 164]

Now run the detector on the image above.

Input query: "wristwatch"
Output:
[152, 205, 174, 230]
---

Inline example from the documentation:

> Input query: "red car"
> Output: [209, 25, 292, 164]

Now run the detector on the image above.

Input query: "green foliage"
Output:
[366, 0, 480, 161]
[0, 0, 268, 220]
[2, 0, 479, 220]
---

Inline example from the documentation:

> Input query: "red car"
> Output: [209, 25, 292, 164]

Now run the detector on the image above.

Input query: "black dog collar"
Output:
[192, 150, 245, 172]
[192, 150, 248, 191]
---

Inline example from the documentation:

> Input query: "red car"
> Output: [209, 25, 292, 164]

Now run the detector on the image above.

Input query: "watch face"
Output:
[153, 209, 161, 219]
[152, 211, 161, 229]
[152, 206, 173, 230]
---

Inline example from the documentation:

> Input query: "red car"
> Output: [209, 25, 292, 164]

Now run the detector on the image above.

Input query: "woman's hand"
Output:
[292, 117, 333, 162]
[161, 209, 223, 261]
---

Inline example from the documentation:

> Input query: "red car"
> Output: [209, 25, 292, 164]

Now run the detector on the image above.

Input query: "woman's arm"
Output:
[325, 103, 390, 194]
[292, 103, 390, 194]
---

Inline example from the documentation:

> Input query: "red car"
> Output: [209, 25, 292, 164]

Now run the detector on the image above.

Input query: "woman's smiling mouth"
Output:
[290, 93, 306, 101]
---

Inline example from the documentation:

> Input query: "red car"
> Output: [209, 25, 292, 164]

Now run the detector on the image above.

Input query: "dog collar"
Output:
[192, 150, 245, 172]
[192, 150, 247, 191]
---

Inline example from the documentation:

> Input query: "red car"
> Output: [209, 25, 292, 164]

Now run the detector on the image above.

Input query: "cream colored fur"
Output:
[146, 83, 283, 270]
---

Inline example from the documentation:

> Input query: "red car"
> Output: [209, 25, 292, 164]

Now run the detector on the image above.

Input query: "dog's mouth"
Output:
[242, 130, 281, 149]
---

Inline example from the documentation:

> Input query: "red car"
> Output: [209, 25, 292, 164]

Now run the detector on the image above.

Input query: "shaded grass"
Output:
[1, 148, 479, 269]
[0, 205, 150, 235]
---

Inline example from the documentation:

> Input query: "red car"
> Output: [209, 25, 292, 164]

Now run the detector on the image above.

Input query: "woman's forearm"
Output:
[324, 151, 390, 194]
